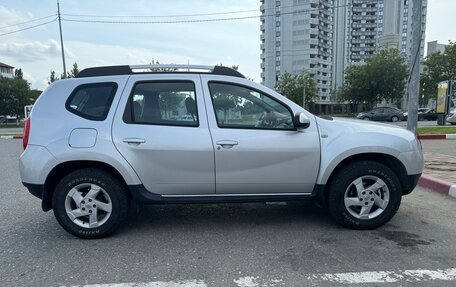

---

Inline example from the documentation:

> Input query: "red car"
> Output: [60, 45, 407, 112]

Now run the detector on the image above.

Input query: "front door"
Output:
[201, 78, 320, 194]
[112, 74, 215, 195]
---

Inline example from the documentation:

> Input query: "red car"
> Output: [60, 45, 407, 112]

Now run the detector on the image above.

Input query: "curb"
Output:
[418, 174, 456, 198]
[0, 135, 23, 139]
[418, 134, 456, 140]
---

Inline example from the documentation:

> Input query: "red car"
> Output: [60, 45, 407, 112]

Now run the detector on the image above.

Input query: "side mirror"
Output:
[293, 112, 310, 129]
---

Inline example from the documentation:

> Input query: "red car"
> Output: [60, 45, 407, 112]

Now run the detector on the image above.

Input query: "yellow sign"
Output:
[436, 82, 448, 113]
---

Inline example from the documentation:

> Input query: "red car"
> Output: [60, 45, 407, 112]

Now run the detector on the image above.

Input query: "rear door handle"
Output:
[123, 138, 146, 144]
[216, 140, 238, 149]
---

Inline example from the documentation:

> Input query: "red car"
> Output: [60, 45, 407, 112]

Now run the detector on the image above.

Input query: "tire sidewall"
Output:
[53, 170, 127, 239]
[328, 161, 402, 229]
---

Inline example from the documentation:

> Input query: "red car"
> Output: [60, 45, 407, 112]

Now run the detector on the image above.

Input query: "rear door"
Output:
[112, 74, 215, 195]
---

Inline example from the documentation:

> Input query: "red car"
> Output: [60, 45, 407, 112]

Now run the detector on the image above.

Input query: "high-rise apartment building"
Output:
[260, 0, 334, 103]
[378, 0, 427, 60]
[260, 0, 427, 107]
[332, 0, 427, 91]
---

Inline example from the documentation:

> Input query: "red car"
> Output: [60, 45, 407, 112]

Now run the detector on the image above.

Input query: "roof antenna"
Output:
[187, 59, 190, 72]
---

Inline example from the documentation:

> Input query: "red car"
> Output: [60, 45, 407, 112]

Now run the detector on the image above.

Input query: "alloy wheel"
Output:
[64, 183, 112, 228]
[343, 176, 390, 220]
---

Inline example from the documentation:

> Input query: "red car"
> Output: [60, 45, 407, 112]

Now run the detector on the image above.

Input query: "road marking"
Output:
[66, 268, 456, 286]
[234, 276, 259, 287]
[308, 267, 456, 284]
[70, 280, 207, 287]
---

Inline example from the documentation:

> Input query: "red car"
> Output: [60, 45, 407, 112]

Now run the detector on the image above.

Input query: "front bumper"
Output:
[402, 173, 422, 195]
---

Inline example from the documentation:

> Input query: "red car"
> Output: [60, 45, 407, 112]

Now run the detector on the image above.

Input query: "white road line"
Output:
[233, 276, 259, 287]
[65, 268, 456, 286]
[70, 280, 207, 287]
[308, 267, 456, 284]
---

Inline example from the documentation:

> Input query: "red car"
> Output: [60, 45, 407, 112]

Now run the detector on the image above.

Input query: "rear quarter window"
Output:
[66, 82, 118, 121]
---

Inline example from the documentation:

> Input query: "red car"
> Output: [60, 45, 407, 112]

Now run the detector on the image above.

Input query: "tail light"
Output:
[23, 117, 31, 150]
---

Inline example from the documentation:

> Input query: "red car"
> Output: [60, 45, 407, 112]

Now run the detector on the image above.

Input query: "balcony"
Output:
[352, 30, 377, 36]
[352, 15, 377, 21]
[353, 6, 377, 13]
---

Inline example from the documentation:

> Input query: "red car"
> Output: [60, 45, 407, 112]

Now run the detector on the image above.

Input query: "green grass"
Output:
[417, 126, 456, 134]
[0, 124, 21, 128]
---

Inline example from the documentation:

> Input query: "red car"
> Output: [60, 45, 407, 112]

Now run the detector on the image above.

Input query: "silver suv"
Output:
[19, 65, 423, 239]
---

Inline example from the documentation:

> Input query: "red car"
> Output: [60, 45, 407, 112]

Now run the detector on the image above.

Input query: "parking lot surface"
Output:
[1, 140, 456, 286]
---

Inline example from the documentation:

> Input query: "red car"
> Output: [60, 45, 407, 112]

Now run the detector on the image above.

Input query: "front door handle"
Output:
[123, 138, 146, 145]
[216, 140, 238, 149]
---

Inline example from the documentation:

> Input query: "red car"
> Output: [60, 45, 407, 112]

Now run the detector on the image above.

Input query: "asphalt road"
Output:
[1, 140, 456, 286]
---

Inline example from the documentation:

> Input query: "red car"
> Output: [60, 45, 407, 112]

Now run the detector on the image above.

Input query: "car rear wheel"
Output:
[327, 161, 402, 230]
[52, 168, 129, 239]
[363, 117, 370, 121]
[391, 116, 399, 122]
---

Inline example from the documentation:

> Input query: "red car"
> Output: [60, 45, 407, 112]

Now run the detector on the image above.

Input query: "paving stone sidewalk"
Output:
[423, 152, 456, 184]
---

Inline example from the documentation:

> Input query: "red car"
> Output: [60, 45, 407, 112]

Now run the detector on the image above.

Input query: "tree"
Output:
[149, 59, 177, 72]
[212, 91, 241, 122]
[422, 42, 456, 106]
[337, 48, 408, 108]
[48, 70, 59, 85]
[14, 68, 23, 79]
[0, 77, 33, 117]
[159, 92, 185, 118]
[274, 72, 318, 106]
[68, 62, 80, 78]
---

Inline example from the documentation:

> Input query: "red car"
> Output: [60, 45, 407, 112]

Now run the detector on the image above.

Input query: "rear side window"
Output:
[124, 81, 198, 127]
[66, 82, 118, 121]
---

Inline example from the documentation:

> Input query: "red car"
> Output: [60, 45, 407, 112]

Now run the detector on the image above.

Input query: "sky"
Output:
[0, 0, 455, 90]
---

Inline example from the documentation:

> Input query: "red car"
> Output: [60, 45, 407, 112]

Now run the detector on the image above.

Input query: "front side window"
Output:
[208, 82, 293, 130]
[66, 82, 118, 121]
[127, 81, 198, 127]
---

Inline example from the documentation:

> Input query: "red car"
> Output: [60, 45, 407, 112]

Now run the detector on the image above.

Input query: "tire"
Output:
[391, 116, 399, 122]
[418, 116, 424, 121]
[52, 168, 129, 239]
[363, 117, 370, 121]
[327, 161, 402, 230]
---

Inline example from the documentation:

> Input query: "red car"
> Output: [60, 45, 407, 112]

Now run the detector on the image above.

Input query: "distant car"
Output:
[357, 107, 404, 122]
[403, 108, 438, 121]
[447, 110, 456, 125]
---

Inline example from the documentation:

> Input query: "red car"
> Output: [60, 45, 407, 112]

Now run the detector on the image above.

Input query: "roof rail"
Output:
[76, 64, 245, 78]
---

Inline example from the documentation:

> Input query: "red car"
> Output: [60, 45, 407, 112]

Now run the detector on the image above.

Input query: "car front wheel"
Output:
[327, 161, 402, 230]
[391, 116, 399, 122]
[52, 168, 129, 239]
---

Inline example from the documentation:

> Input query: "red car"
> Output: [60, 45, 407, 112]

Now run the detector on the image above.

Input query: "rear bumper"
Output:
[23, 182, 44, 199]
[22, 182, 52, 211]
[19, 145, 59, 185]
